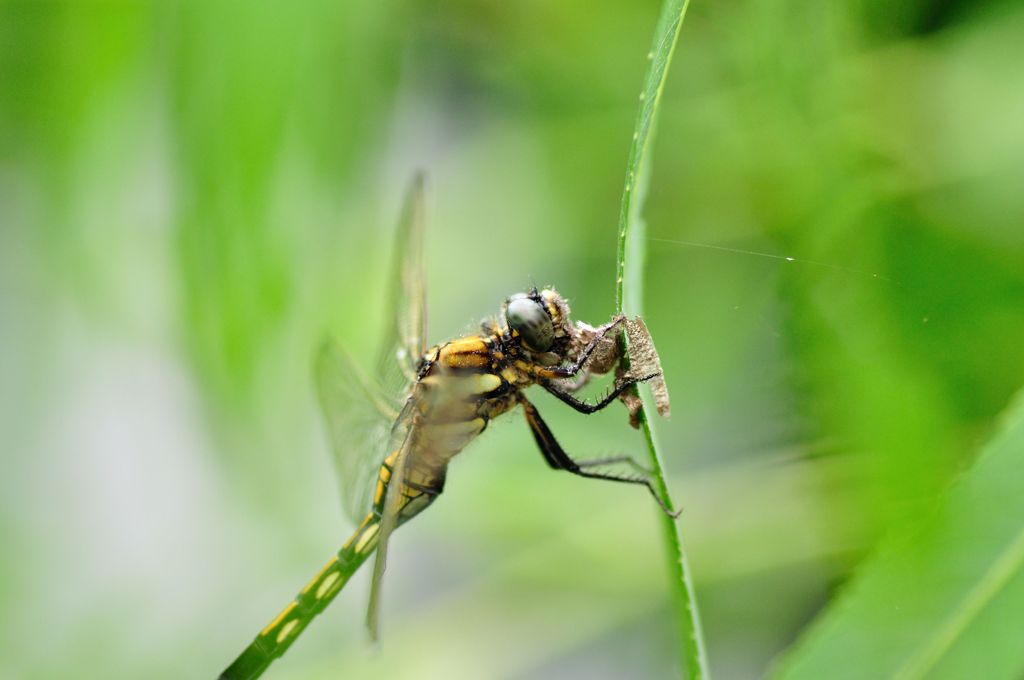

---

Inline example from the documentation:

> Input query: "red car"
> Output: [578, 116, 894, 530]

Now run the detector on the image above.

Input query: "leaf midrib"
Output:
[894, 522, 1024, 680]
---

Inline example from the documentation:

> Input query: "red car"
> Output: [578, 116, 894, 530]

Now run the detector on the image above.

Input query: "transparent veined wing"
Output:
[314, 340, 398, 524]
[364, 395, 420, 641]
[375, 172, 428, 407]
[316, 173, 428, 524]
[366, 174, 428, 637]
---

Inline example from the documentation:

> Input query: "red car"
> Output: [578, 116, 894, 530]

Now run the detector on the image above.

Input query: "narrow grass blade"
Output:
[613, 0, 708, 678]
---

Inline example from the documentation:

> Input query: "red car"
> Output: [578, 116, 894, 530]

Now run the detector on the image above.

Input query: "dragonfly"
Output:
[219, 175, 675, 680]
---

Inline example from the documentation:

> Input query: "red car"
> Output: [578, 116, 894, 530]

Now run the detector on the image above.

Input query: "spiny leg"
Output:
[541, 371, 660, 415]
[543, 315, 626, 379]
[560, 370, 591, 393]
[520, 395, 680, 518]
[574, 454, 653, 476]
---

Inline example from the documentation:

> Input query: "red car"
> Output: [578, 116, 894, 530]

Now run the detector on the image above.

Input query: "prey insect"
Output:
[219, 175, 674, 679]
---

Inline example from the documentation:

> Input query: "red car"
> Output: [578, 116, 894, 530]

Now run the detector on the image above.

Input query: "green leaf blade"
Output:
[616, 0, 690, 316]
[613, 0, 708, 678]
[772, 390, 1024, 680]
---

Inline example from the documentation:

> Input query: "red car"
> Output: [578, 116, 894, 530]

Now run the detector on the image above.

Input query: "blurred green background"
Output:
[2, 0, 1023, 678]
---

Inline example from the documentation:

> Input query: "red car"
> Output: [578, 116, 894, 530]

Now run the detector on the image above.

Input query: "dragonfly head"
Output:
[502, 287, 574, 361]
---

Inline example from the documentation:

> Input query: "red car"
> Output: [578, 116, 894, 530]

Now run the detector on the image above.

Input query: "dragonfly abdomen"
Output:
[225, 335, 521, 679]
[219, 513, 381, 680]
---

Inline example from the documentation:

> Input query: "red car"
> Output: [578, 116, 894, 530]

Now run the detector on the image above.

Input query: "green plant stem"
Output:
[614, 0, 709, 678]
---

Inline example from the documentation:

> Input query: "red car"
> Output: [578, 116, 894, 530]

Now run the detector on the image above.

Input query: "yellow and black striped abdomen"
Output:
[222, 511, 382, 679]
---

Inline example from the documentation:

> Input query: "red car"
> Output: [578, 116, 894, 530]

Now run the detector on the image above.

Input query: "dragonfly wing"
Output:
[319, 174, 429, 631]
[315, 339, 398, 524]
[365, 398, 419, 641]
[376, 173, 428, 406]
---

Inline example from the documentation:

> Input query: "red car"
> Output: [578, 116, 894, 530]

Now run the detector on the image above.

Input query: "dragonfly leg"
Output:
[554, 371, 591, 393]
[520, 395, 680, 518]
[403, 478, 445, 499]
[574, 454, 653, 476]
[544, 315, 626, 379]
[541, 372, 660, 414]
[373, 468, 445, 527]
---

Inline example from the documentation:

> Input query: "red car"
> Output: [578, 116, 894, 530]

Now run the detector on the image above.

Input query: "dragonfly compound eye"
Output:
[507, 297, 554, 352]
